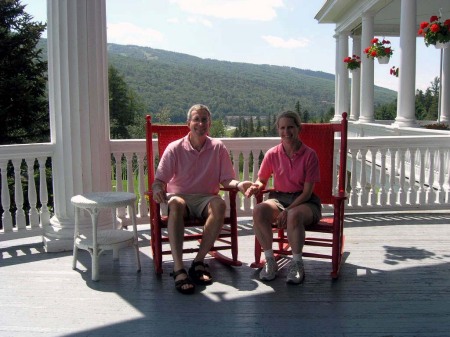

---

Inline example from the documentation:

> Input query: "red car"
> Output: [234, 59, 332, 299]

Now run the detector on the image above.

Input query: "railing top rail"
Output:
[0, 143, 54, 160]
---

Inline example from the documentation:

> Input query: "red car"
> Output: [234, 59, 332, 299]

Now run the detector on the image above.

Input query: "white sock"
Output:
[264, 249, 274, 259]
[293, 253, 303, 264]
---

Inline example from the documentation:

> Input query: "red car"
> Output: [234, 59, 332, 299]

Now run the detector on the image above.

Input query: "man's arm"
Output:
[221, 178, 253, 194]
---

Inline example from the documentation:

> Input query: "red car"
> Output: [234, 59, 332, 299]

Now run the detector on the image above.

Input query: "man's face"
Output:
[188, 109, 211, 136]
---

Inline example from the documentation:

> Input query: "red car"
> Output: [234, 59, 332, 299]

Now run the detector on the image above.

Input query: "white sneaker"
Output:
[286, 260, 305, 284]
[259, 257, 278, 281]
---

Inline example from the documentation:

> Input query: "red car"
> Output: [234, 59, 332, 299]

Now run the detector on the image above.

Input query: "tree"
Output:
[0, 0, 48, 144]
[209, 119, 226, 137]
[108, 65, 145, 139]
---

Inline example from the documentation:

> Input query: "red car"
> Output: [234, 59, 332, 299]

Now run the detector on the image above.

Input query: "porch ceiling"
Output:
[315, 0, 450, 36]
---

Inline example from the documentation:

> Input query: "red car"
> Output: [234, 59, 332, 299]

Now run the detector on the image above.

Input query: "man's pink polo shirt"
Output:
[155, 135, 235, 195]
[258, 143, 320, 193]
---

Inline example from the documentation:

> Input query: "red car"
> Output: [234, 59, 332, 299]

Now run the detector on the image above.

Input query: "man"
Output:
[152, 104, 251, 294]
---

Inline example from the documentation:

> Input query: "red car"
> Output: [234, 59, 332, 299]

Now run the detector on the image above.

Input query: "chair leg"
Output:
[72, 246, 78, 270]
[250, 236, 264, 268]
[152, 224, 163, 274]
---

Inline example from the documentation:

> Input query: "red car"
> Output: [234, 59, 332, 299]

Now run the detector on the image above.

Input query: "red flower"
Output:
[430, 23, 440, 33]
[343, 57, 351, 62]
[384, 47, 391, 54]
[419, 14, 450, 46]
[430, 15, 439, 22]
[370, 50, 377, 57]
[371, 38, 379, 44]
[363, 47, 370, 54]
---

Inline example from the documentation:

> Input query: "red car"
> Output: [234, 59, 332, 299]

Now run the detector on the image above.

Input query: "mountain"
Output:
[38, 40, 397, 122]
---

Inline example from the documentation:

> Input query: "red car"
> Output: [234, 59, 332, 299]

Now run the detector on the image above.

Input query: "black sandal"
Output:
[188, 260, 213, 285]
[170, 269, 195, 295]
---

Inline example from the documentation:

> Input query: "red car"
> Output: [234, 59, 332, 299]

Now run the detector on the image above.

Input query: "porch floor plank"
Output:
[1, 213, 450, 337]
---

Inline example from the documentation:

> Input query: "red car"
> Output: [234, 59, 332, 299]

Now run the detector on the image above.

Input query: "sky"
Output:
[23, 0, 442, 92]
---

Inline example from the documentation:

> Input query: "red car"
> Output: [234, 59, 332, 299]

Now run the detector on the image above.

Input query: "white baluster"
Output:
[123, 152, 134, 226]
[136, 152, 147, 219]
[231, 150, 239, 211]
[445, 149, 450, 204]
[426, 149, 436, 204]
[378, 149, 387, 206]
[387, 148, 397, 206]
[417, 148, 426, 205]
[37, 157, 50, 226]
[125, 153, 134, 194]
[349, 148, 358, 207]
[241, 149, 251, 214]
[12, 159, 26, 229]
[113, 153, 125, 221]
[368, 149, 377, 206]
[397, 149, 406, 206]
[436, 148, 445, 204]
[407, 149, 417, 205]
[0, 160, 13, 232]
[25, 158, 40, 227]
[114, 153, 123, 192]
[358, 148, 368, 207]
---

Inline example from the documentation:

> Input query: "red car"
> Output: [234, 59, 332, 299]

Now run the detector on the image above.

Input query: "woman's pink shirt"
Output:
[258, 143, 320, 193]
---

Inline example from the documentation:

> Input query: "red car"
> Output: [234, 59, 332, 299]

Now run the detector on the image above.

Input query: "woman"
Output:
[245, 111, 322, 284]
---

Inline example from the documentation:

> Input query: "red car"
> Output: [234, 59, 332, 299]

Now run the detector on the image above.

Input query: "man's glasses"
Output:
[190, 117, 209, 124]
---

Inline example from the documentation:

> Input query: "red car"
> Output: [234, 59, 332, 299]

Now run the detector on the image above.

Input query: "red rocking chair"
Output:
[251, 112, 348, 279]
[145, 115, 242, 274]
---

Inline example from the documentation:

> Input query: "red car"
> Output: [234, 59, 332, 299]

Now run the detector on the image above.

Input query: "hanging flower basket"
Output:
[435, 41, 450, 49]
[343, 55, 361, 70]
[364, 38, 393, 62]
[377, 56, 390, 64]
[418, 15, 450, 48]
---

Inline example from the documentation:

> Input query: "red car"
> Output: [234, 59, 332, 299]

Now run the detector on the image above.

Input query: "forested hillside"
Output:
[37, 40, 397, 123]
[106, 43, 397, 123]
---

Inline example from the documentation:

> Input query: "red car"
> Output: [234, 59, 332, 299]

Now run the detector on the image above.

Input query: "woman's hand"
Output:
[244, 183, 261, 198]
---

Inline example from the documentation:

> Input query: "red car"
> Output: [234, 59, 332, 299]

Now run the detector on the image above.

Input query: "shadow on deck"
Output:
[1, 213, 450, 336]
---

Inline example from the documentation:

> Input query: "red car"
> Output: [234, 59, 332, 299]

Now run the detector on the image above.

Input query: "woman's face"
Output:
[277, 117, 300, 143]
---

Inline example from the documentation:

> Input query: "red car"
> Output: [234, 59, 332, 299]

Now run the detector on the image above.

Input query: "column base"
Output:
[391, 118, 418, 128]
[42, 216, 76, 252]
[357, 117, 375, 123]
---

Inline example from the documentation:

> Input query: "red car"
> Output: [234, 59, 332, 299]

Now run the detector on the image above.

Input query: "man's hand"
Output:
[152, 181, 167, 204]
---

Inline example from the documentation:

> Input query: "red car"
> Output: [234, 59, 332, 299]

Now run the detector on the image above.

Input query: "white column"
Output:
[334, 34, 339, 119]
[439, 48, 450, 123]
[393, 0, 417, 127]
[359, 13, 375, 123]
[350, 35, 361, 121]
[333, 32, 349, 121]
[44, 0, 111, 252]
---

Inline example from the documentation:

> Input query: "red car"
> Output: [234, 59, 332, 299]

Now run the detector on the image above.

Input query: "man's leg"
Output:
[167, 196, 194, 292]
[196, 196, 226, 261]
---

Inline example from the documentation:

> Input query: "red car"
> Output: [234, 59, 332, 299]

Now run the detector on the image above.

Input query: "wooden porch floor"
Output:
[1, 213, 450, 337]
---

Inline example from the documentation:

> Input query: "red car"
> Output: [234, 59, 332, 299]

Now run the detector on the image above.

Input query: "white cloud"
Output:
[187, 16, 213, 27]
[262, 35, 309, 49]
[107, 22, 164, 46]
[170, 0, 284, 21]
[167, 17, 180, 24]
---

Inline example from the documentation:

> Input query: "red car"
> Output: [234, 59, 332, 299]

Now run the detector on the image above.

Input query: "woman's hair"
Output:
[187, 104, 211, 121]
[275, 110, 302, 130]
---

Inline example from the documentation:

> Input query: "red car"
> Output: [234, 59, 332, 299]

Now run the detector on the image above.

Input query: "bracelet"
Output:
[235, 181, 242, 189]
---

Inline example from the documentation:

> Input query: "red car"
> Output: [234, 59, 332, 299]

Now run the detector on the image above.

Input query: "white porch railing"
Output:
[2, 131, 450, 241]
